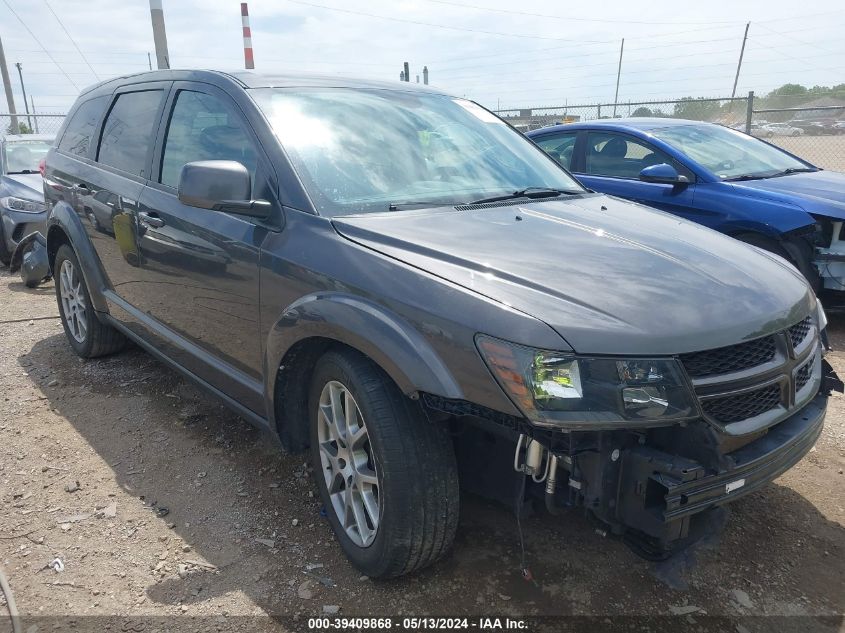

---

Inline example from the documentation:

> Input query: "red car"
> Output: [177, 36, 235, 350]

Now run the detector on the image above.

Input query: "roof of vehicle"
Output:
[77, 69, 449, 98]
[1, 134, 55, 143]
[526, 118, 721, 136]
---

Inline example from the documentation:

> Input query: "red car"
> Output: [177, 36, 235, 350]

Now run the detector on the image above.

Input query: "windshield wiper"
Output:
[725, 174, 767, 181]
[8, 170, 37, 174]
[773, 167, 819, 176]
[726, 166, 819, 182]
[467, 187, 581, 205]
[387, 200, 453, 211]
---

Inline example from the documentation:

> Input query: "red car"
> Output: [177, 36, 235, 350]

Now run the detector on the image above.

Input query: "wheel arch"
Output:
[265, 293, 464, 451]
[46, 202, 110, 314]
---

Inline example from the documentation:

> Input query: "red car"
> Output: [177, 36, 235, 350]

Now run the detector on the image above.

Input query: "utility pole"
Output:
[731, 22, 750, 100]
[612, 38, 624, 118]
[15, 63, 32, 131]
[147, 52, 153, 70]
[149, 0, 170, 69]
[30, 96, 38, 133]
[0, 35, 19, 134]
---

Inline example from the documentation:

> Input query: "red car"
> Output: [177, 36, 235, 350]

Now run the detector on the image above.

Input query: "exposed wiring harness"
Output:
[822, 261, 845, 291]
[0, 564, 22, 633]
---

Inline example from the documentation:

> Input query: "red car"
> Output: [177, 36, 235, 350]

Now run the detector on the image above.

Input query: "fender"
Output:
[719, 194, 817, 236]
[46, 201, 111, 313]
[720, 215, 815, 241]
[264, 291, 464, 415]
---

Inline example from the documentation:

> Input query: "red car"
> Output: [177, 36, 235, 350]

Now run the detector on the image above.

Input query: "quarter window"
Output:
[58, 96, 108, 158]
[585, 132, 681, 179]
[160, 90, 257, 189]
[98, 90, 164, 177]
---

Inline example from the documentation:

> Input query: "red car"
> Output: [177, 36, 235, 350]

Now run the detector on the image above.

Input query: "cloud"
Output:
[0, 0, 842, 113]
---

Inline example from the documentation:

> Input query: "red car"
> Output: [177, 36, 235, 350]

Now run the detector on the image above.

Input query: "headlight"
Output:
[1, 196, 46, 213]
[477, 335, 699, 429]
[816, 299, 828, 332]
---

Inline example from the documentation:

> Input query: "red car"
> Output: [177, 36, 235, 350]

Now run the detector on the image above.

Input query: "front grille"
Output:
[701, 384, 782, 425]
[684, 316, 819, 431]
[789, 317, 812, 348]
[680, 336, 776, 379]
[796, 355, 815, 391]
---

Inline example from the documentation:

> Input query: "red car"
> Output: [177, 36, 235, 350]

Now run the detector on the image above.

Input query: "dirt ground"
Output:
[1, 266, 844, 632]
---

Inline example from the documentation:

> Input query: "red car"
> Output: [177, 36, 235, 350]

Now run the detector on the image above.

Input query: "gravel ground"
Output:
[1, 266, 844, 632]
[768, 135, 845, 172]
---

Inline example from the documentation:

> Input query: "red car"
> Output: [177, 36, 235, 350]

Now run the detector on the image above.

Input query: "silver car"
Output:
[0, 134, 53, 264]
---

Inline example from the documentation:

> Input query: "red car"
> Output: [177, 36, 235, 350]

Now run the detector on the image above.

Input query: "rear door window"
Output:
[98, 90, 165, 177]
[58, 96, 108, 157]
[159, 90, 258, 189]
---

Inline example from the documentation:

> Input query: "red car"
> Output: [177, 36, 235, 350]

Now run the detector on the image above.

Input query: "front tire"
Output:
[0, 225, 11, 266]
[735, 232, 820, 292]
[309, 349, 459, 578]
[54, 244, 126, 358]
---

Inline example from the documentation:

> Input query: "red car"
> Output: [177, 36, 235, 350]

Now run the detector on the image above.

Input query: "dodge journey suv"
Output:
[44, 70, 841, 578]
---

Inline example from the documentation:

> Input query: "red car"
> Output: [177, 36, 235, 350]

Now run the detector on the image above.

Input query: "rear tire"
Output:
[309, 349, 459, 578]
[54, 244, 126, 358]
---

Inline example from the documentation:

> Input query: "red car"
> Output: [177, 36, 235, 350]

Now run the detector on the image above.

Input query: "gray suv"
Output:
[43, 70, 841, 577]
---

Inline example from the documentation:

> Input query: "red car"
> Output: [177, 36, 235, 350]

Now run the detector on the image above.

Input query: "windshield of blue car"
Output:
[251, 88, 585, 215]
[3, 139, 52, 174]
[650, 124, 813, 181]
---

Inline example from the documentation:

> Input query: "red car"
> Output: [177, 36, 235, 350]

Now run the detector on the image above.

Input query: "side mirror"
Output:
[177, 160, 271, 218]
[638, 163, 689, 185]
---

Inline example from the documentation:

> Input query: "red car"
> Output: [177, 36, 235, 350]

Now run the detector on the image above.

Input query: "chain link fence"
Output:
[4, 97, 845, 172]
[494, 96, 751, 130]
[497, 93, 845, 172]
[2, 113, 67, 137]
[749, 95, 845, 172]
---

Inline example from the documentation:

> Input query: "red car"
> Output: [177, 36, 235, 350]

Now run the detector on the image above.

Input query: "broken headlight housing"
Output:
[477, 335, 699, 429]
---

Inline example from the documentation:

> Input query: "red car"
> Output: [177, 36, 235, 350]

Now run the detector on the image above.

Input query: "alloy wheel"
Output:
[59, 259, 88, 343]
[316, 380, 380, 547]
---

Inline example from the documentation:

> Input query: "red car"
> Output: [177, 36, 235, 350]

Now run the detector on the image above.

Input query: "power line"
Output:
[755, 23, 842, 56]
[421, 0, 737, 26]
[0, 0, 80, 90]
[451, 62, 845, 99]
[283, 0, 610, 42]
[43, 0, 101, 80]
[420, 0, 845, 28]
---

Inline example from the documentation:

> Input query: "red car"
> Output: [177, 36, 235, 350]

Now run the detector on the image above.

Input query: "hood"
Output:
[333, 195, 814, 356]
[730, 170, 845, 220]
[0, 174, 44, 201]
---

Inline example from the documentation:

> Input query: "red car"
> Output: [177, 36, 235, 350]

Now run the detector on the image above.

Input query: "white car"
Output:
[763, 123, 804, 137]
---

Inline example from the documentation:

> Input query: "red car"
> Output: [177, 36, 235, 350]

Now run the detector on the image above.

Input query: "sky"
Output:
[1, 0, 843, 115]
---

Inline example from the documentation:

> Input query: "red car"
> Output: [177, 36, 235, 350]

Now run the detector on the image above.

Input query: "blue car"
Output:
[527, 119, 845, 294]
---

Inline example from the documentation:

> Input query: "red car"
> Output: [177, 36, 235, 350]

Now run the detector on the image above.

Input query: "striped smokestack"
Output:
[241, 3, 254, 69]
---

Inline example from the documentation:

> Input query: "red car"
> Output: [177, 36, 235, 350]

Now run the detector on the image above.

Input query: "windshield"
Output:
[251, 88, 584, 215]
[3, 139, 52, 174]
[651, 124, 812, 180]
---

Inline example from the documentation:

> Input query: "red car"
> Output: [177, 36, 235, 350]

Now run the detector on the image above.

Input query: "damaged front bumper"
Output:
[9, 231, 51, 287]
[538, 361, 843, 557]
[617, 392, 825, 545]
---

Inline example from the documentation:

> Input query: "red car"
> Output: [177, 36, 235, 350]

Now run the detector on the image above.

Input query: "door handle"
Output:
[138, 211, 165, 228]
